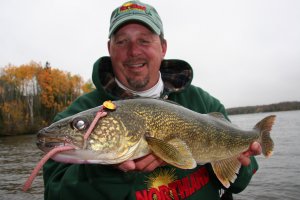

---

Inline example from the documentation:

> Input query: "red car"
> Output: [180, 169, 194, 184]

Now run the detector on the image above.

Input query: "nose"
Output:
[36, 128, 46, 147]
[127, 41, 142, 57]
[37, 127, 46, 137]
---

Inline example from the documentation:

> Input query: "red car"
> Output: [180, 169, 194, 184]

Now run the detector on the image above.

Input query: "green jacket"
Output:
[43, 57, 258, 200]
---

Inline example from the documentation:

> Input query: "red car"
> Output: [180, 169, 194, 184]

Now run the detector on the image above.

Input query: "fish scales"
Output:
[107, 99, 251, 162]
[35, 98, 275, 188]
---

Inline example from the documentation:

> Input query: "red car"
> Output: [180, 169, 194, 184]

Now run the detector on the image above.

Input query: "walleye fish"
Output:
[25, 98, 275, 190]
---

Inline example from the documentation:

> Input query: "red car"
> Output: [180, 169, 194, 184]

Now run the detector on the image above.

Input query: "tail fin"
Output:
[254, 115, 276, 158]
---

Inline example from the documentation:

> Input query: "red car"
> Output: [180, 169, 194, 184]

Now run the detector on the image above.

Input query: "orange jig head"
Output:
[103, 100, 117, 110]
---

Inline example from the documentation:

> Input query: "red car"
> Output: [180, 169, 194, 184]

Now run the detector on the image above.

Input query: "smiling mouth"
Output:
[125, 63, 146, 68]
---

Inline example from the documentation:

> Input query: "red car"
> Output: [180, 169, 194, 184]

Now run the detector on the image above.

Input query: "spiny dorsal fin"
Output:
[161, 99, 182, 106]
[207, 112, 229, 122]
[211, 156, 241, 188]
[145, 136, 196, 169]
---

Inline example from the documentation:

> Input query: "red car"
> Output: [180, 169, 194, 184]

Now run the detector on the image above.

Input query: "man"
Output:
[43, 1, 261, 199]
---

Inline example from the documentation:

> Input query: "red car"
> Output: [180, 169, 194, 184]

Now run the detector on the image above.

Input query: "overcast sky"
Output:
[1, 0, 299, 108]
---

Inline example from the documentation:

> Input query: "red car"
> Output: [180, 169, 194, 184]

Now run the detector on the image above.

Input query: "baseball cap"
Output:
[109, 1, 164, 37]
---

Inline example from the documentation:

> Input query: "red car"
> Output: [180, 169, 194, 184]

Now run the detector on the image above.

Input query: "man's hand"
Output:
[238, 141, 262, 166]
[116, 154, 166, 172]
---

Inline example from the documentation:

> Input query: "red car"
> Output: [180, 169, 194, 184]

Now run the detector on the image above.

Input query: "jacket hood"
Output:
[92, 56, 193, 99]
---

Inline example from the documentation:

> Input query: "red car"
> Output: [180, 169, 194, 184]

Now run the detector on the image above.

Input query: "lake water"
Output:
[0, 110, 299, 200]
[230, 110, 300, 200]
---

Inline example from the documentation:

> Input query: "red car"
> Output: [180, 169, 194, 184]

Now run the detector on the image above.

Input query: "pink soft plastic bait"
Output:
[23, 109, 108, 192]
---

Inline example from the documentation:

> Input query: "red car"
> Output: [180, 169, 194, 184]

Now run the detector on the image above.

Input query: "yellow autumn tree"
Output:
[0, 61, 92, 135]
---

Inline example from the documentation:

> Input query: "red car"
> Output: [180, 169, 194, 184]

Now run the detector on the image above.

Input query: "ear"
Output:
[161, 39, 167, 58]
[107, 40, 111, 55]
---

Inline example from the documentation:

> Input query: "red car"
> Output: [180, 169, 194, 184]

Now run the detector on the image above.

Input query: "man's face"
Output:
[108, 23, 167, 91]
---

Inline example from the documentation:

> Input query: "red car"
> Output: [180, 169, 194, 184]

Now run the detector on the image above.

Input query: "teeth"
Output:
[127, 63, 144, 67]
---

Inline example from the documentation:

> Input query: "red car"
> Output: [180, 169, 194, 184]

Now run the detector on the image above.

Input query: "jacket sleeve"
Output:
[170, 85, 258, 194]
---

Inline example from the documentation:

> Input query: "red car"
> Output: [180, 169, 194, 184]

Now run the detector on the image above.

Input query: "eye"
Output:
[115, 39, 128, 46]
[71, 117, 89, 131]
[139, 39, 151, 45]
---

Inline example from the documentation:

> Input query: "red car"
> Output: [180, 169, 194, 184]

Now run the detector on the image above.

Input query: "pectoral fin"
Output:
[211, 156, 241, 188]
[145, 136, 196, 169]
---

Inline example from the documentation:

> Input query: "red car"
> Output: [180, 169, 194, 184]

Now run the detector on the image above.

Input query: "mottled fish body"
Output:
[37, 98, 275, 188]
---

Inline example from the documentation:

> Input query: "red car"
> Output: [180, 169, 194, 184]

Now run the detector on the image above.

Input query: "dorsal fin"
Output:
[207, 112, 228, 122]
[161, 99, 182, 106]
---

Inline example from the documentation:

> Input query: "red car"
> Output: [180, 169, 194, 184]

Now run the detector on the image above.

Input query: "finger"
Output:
[116, 160, 136, 172]
[135, 154, 158, 171]
[135, 154, 166, 172]
[238, 154, 251, 166]
[249, 141, 262, 156]
[141, 159, 165, 172]
[242, 142, 262, 157]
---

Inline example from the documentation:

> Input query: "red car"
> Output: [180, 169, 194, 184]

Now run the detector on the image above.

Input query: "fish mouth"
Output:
[36, 136, 67, 152]
[36, 128, 72, 152]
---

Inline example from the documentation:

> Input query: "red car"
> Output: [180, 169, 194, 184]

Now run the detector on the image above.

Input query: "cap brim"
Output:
[109, 15, 161, 37]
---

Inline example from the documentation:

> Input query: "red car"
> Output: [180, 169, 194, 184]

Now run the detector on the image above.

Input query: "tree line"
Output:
[0, 62, 94, 136]
[2, 62, 298, 135]
[226, 101, 300, 115]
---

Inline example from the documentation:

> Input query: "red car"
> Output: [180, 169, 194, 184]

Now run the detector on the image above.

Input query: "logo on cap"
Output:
[120, 2, 146, 12]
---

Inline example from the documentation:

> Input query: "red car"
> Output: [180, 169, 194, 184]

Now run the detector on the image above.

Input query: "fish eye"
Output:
[71, 117, 89, 131]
